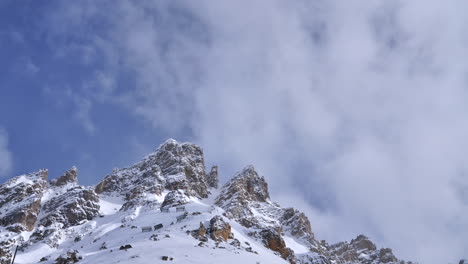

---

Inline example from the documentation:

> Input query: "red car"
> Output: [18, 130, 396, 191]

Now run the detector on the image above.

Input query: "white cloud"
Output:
[25, 59, 39, 74]
[0, 128, 13, 178]
[48, 1, 468, 263]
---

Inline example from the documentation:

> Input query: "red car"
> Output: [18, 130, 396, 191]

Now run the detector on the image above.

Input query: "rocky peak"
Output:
[216, 165, 269, 205]
[350, 234, 377, 251]
[50, 167, 78, 187]
[207, 165, 218, 189]
[153, 139, 209, 197]
[281, 208, 314, 242]
[95, 139, 210, 211]
[39, 186, 100, 228]
[0, 169, 48, 232]
[328, 234, 400, 264]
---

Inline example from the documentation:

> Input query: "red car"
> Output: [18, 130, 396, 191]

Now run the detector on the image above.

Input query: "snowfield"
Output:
[13, 192, 288, 264]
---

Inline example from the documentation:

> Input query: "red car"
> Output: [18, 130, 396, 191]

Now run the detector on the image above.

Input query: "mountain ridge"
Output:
[0, 139, 411, 264]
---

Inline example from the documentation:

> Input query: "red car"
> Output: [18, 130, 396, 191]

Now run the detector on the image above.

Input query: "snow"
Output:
[99, 196, 124, 215]
[13, 192, 289, 264]
[283, 235, 309, 254]
[6, 175, 34, 188]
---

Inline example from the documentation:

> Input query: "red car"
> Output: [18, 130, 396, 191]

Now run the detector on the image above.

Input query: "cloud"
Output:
[46, 1, 468, 263]
[42, 86, 96, 135]
[0, 128, 13, 178]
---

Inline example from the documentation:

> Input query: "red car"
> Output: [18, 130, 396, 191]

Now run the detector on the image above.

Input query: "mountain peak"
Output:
[227, 165, 270, 203]
[50, 167, 78, 187]
[0, 140, 411, 264]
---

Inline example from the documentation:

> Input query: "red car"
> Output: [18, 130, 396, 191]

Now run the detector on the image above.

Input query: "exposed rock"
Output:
[379, 248, 398, 263]
[95, 139, 209, 211]
[328, 235, 400, 264]
[39, 186, 100, 228]
[216, 165, 269, 204]
[50, 167, 78, 187]
[119, 244, 132, 250]
[215, 166, 271, 227]
[0, 239, 14, 264]
[209, 216, 231, 241]
[0, 169, 48, 232]
[161, 190, 190, 209]
[281, 208, 314, 242]
[196, 222, 207, 237]
[207, 165, 218, 188]
[154, 139, 209, 197]
[54, 250, 82, 264]
[260, 228, 294, 262]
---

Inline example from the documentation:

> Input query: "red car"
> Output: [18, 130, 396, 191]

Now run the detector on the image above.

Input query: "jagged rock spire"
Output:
[95, 139, 210, 207]
[50, 166, 78, 187]
[216, 165, 270, 205]
[207, 165, 219, 188]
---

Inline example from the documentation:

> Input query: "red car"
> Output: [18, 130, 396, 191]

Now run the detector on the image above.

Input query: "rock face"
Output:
[215, 166, 271, 227]
[50, 167, 78, 187]
[207, 165, 219, 188]
[209, 216, 231, 241]
[216, 165, 269, 204]
[0, 169, 48, 232]
[39, 186, 100, 228]
[281, 208, 314, 242]
[160, 190, 190, 209]
[328, 235, 399, 264]
[95, 139, 210, 210]
[260, 228, 294, 261]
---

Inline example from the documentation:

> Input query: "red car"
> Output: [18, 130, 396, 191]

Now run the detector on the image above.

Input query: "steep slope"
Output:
[0, 139, 410, 264]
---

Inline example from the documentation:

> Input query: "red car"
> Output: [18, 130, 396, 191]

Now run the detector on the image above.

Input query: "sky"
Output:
[1, 1, 468, 263]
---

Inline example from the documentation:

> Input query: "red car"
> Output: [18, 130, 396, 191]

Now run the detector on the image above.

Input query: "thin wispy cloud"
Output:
[42, 1, 468, 263]
[0, 127, 12, 178]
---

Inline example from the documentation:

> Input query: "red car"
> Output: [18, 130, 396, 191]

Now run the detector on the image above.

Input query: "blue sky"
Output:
[0, 1, 184, 184]
[1, 1, 468, 263]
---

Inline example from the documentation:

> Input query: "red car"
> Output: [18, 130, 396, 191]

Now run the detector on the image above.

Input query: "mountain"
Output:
[0, 139, 411, 264]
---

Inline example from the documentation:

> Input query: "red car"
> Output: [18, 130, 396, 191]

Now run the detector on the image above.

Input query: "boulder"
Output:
[209, 216, 231, 241]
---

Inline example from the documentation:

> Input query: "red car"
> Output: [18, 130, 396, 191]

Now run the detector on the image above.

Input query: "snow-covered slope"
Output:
[0, 139, 410, 264]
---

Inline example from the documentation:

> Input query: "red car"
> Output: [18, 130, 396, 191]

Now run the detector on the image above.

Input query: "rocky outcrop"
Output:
[54, 250, 82, 264]
[197, 222, 207, 237]
[0, 239, 15, 264]
[209, 216, 231, 241]
[281, 208, 314, 243]
[161, 190, 190, 209]
[328, 235, 400, 264]
[207, 165, 218, 188]
[215, 166, 271, 227]
[216, 165, 269, 204]
[155, 139, 209, 197]
[260, 228, 295, 262]
[50, 167, 78, 187]
[0, 169, 48, 232]
[39, 186, 100, 228]
[95, 139, 210, 210]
